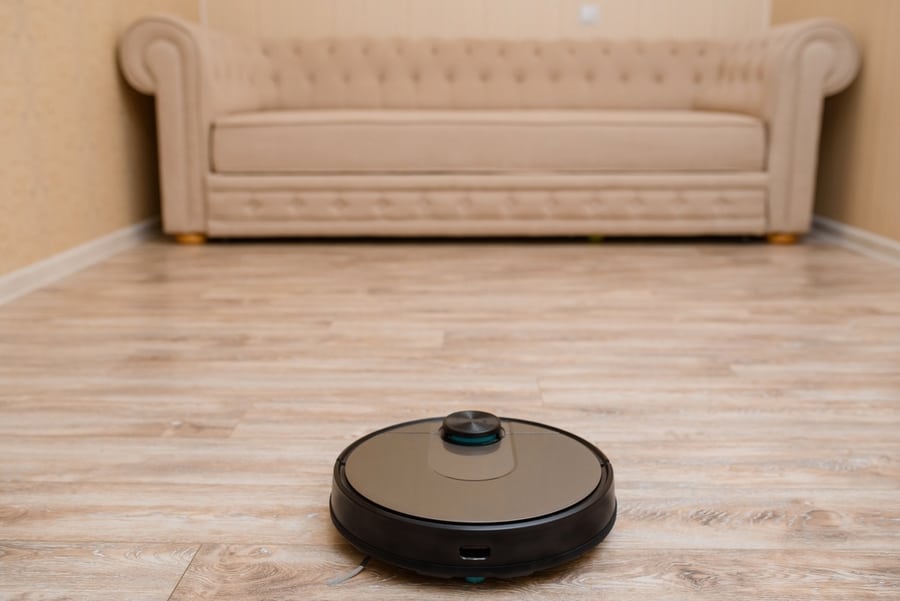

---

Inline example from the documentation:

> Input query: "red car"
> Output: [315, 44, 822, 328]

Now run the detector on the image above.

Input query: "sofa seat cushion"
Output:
[211, 110, 765, 174]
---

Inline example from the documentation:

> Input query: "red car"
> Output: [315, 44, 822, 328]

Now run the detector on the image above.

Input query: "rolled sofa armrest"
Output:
[119, 15, 271, 234]
[696, 18, 860, 234]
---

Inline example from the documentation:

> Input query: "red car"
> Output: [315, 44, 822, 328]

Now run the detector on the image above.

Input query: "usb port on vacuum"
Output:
[459, 546, 491, 560]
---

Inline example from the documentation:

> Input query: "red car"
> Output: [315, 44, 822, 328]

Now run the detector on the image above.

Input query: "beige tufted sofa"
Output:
[119, 15, 859, 243]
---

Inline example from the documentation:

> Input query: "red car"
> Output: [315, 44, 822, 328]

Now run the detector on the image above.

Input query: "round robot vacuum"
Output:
[330, 410, 616, 580]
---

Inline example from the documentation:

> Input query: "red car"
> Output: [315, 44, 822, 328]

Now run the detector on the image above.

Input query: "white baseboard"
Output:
[812, 215, 900, 266]
[0, 218, 160, 306]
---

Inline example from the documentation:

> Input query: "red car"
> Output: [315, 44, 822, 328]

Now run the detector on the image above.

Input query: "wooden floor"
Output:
[0, 238, 898, 599]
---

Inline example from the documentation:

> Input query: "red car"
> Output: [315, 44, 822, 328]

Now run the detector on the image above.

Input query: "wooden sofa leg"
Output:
[174, 233, 207, 245]
[766, 232, 800, 245]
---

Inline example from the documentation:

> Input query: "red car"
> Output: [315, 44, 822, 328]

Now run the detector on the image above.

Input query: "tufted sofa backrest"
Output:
[214, 38, 733, 112]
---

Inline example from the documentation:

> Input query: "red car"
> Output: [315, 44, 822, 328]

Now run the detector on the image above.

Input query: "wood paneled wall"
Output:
[773, 0, 900, 243]
[204, 0, 767, 40]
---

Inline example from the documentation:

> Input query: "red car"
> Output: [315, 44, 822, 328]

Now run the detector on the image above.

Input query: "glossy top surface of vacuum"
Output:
[344, 410, 604, 522]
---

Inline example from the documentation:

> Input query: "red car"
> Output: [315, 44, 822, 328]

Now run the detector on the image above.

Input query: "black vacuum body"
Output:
[330, 410, 616, 579]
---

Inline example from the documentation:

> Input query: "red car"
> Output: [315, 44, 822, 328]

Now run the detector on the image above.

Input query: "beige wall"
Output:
[773, 0, 900, 242]
[206, 0, 767, 39]
[0, 0, 198, 277]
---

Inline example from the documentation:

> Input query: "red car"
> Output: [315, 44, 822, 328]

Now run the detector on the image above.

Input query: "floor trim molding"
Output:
[812, 215, 900, 266]
[0, 218, 160, 306]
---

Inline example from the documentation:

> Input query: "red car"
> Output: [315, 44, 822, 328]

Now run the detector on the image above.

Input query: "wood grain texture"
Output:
[0, 543, 197, 601]
[168, 545, 900, 601]
[0, 239, 898, 599]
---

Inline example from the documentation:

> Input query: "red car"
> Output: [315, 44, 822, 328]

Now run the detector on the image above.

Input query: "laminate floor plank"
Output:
[0, 542, 196, 601]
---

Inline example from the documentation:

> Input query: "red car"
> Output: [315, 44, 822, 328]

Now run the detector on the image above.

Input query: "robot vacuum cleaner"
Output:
[330, 410, 616, 580]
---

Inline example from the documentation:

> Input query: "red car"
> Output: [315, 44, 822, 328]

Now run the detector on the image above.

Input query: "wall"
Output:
[773, 0, 900, 242]
[0, 0, 198, 277]
[205, 0, 767, 39]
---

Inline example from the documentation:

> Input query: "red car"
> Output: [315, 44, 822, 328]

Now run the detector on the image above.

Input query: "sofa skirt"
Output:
[204, 173, 768, 237]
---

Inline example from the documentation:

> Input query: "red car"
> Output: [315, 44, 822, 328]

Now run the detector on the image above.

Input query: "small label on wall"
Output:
[579, 3, 600, 25]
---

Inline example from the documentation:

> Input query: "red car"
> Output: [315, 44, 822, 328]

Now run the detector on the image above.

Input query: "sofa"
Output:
[119, 16, 859, 244]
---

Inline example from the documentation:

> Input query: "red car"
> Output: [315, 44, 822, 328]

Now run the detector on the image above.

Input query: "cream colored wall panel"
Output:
[713, 0, 768, 36]
[555, 0, 640, 39]
[480, 0, 561, 38]
[880, 2, 900, 240]
[0, 4, 38, 271]
[258, 0, 334, 38]
[868, 1, 900, 242]
[407, 0, 484, 38]
[211, 0, 767, 40]
[204, 0, 259, 37]
[636, 0, 711, 38]
[0, 0, 198, 276]
[336, 0, 410, 37]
